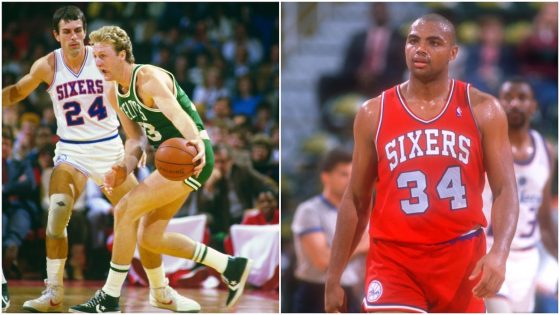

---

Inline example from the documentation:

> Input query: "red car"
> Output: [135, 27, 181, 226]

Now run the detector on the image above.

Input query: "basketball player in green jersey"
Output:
[70, 26, 252, 313]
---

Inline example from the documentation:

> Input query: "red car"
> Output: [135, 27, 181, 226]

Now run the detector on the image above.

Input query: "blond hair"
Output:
[89, 26, 135, 63]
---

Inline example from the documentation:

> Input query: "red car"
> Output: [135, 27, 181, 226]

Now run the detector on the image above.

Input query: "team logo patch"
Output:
[56, 154, 67, 162]
[366, 280, 383, 303]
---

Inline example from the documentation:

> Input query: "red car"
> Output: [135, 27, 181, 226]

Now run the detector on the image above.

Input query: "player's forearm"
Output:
[155, 92, 201, 141]
[123, 137, 146, 173]
[489, 185, 518, 258]
[2, 85, 23, 106]
[172, 113, 200, 141]
[326, 192, 370, 283]
[350, 230, 369, 258]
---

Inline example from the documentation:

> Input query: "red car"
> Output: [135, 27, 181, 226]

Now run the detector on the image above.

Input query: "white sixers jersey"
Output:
[47, 46, 119, 141]
[482, 129, 551, 250]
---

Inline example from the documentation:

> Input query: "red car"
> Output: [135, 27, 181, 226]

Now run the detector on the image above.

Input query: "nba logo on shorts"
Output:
[366, 280, 383, 303]
[56, 154, 67, 162]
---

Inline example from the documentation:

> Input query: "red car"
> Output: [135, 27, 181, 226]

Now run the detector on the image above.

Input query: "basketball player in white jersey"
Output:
[482, 78, 558, 312]
[2, 6, 195, 312]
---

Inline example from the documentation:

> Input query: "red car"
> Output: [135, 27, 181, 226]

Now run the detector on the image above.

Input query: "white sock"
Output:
[46, 258, 66, 286]
[102, 262, 130, 298]
[144, 264, 166, 289]
[191, 243, 228, 273]
[2, 270, 6, 284]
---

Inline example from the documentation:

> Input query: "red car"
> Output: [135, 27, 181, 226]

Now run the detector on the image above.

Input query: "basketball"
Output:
[155, 138, 198, 181]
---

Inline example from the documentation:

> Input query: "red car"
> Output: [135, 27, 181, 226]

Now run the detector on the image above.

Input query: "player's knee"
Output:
[138, 231, 158, 251]
[112, 197, 130, 224]
[46, 194, 73, 239]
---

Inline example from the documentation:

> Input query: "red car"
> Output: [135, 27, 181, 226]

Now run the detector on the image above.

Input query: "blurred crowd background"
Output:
[2, 2, 279, 290]
[282, 2, 557, 312]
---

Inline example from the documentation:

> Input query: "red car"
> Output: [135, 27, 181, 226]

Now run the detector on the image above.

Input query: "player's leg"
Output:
[69, 173, 193, 313]
[362, 240, 428, 313]
[510, 248, 540, 312]
[130, 194, 200, 312]
[24, 163, 87, 313]
[137, 183, 253, 309]
[428, 229, 487, 312]
[102, 173, 192, 312]
[102, 173, 171, 296]
[102, 172, 164, 268]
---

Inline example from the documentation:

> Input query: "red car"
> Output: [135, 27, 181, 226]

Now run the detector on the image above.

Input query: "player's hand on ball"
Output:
[103, 162, 128, 194]
[188, 138, 205, 177]
[469, 250, 506, 298]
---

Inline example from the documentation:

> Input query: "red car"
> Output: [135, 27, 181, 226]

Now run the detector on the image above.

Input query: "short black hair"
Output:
[412, 13, 456, 44]
[52, 6, 87, 33]
[500, 76, 534, 94]
[319, 149, 352, 173]
[502, 76, 532, 87]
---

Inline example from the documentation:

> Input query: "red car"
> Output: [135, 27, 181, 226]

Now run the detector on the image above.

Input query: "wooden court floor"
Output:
[5, 280, 278, 313]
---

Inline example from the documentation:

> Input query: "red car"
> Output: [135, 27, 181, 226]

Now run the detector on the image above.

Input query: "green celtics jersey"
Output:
[115, 64, 207, 148]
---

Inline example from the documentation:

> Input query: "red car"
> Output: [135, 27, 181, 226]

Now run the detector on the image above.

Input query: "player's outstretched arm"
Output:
[103, 82, 146, 191]
[325, 97, 380, 312]
[2, 54, 52, 106]
[140, 66, 205, 176]
[538, 140, 558, 259]
[469, 87, 518, 298]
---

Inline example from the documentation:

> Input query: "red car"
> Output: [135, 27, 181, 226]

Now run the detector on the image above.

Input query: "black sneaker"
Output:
[69, 290, 120, 313]
[221, 256, 253, 308]
[2, 282, 9, 311]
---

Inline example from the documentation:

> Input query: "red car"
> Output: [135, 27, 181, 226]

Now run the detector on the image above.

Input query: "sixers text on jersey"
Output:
[55, 79, 103, 101]
[384, 128, 472, 171]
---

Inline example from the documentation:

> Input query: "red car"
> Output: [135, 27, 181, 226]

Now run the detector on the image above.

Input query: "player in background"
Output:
[70, 25, 252, 313]
[2, 6, 194, 312]
[325, 14, 518, 312]
[483, 78, 558, 312]
[291, 149, 369, 312]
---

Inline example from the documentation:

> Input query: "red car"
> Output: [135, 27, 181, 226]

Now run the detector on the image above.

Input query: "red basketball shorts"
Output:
[362, 229, 486, 312]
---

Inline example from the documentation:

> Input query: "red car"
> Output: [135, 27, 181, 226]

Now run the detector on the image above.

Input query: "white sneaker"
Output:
[149, 279, 201, 313]
[23, 279, 64, 312]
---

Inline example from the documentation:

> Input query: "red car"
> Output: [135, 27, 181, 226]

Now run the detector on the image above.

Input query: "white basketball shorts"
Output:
[53, 133, 125, 186]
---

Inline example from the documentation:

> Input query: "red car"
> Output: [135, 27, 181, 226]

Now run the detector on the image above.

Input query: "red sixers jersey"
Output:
[371, 80, 486, 244]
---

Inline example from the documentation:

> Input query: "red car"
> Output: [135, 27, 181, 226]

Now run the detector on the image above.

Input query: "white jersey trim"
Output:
[59, 131, 119, 144]
[362, 300, 427, 313]
[116, 64, 178, 113]
[61, 46, 89, 78]
[513, 131, 537, 166]
[374, 92, 385, 162]
[47, 46, 120, 142]
[45, 52, 58, 93]
[465, 83, 482, 138]
[396, 79, 455, 124]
